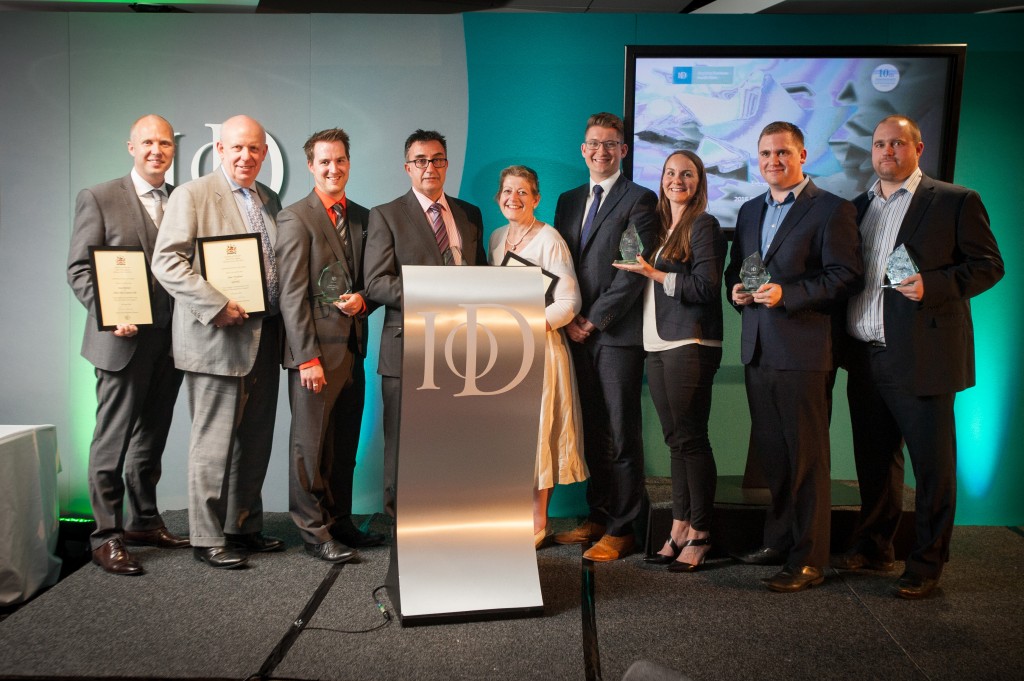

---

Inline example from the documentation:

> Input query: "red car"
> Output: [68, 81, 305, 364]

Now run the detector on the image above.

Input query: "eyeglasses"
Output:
[406, 158, 449, 169]
[584, 140, 622, 151]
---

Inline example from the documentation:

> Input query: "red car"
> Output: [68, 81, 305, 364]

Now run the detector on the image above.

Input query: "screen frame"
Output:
[623, 44, 967, 231]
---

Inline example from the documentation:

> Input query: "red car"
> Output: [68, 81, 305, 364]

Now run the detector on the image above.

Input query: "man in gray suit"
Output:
[152, 115, 284, 569]
[277, 128, 385, 563]
[363, 129, 486, 517]
[67, 114, 189, 576]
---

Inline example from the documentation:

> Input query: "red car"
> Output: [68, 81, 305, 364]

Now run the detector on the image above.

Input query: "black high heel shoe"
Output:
[644, 537, 683, 565]
[668, 537, 711, 573]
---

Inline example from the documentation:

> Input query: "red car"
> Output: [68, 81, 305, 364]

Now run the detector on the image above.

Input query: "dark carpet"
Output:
[0, 511, 1021, 681]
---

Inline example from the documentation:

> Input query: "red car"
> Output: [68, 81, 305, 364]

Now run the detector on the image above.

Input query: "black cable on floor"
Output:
[581, 554, 603, 681]
[251, 562, 345, 681]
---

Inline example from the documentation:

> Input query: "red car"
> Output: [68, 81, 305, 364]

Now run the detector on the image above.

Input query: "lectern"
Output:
[386, 266, 547, 625]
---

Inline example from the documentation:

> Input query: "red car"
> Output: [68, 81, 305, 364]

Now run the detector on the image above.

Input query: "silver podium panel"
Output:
[388, 266, 547, 625]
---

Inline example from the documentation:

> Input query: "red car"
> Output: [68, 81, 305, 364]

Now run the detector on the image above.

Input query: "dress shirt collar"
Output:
[314, 186, 347, 223]
[764, 175, 810, 207]
[868, 166, 923, 201]
[411, 188, 450, 214]
[130, 167, 166, 197]
[590, 170, 621, 197]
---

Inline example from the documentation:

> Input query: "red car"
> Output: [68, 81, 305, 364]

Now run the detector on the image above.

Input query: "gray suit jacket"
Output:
[362, 189, 485, 378]
[67, 174, 173, 372]
[151, 170, 282, 376]
[276, 191, 372, 368]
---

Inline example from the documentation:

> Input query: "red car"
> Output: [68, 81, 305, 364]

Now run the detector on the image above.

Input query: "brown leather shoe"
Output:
[124, 526, 190, 549]
[553, 521, 606, 545]
[830, 548, 895, 572]
[92, 538, 144, 576]
[583, 534, 635, 562]
[761, 565, 824, 592]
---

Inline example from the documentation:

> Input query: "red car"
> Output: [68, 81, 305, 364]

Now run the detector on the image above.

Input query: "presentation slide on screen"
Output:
[630, 55, 956, 227]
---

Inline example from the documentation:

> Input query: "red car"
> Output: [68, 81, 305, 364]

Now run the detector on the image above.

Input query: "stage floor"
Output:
[1, 511, 1022, 680]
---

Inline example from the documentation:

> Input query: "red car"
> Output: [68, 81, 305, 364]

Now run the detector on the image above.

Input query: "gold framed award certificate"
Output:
[196, 233, 268, 315]
[88, 246, 154, 331]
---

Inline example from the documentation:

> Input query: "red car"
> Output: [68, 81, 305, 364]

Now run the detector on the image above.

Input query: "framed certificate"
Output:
[196, 233, 268, 315]
[88, 246, 154, 331]
[500, 251, 559, 303]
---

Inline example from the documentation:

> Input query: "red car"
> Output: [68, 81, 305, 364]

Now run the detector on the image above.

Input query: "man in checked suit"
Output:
[276, 129, 386, 563]
[363, 129, 485, 518]
[552, 112, 658, 561]
[834, 115, 1003, 599]
[152, 114, 284, 569]
[725, 121, 863, 592]
[67, 114, 189, 576]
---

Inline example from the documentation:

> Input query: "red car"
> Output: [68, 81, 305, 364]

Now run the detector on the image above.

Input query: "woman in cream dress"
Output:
[488, 165, 588, 548]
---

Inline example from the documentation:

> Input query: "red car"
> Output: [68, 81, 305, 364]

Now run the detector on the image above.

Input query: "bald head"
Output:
[127, 114, 175, 186]
[216, 115, 268, 187]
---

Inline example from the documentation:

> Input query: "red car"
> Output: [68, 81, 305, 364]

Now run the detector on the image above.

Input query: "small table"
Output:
[0, 425, 62, 605]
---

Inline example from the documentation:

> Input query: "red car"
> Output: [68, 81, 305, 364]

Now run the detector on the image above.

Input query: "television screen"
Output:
[624, 45, 966, 230]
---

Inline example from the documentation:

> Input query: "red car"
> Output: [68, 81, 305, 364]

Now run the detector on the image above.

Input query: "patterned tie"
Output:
[150, 188, 164, 227]
[580, 184, 604, 247]
[428, 202, 454, 265]
[240, 187, 279, 308]
[332, 202, 355, 272]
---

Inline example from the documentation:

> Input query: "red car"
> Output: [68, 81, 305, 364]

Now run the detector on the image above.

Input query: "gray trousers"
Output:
[185, 323, 280, 547]
[88, 328, 182, 550]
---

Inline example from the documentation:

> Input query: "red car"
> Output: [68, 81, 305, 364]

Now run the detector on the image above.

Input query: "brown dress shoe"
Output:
[893, 571, 939, 600]
[92, 538, 144, 576]
[761, 565, 824, 592]
[124, 526, 190, 549]
[553, 521, 606, 545]
[583, 534, 635, 562]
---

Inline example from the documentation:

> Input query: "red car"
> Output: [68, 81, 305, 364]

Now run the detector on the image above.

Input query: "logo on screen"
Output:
[673, 67, 693, 84]
[871, 64, 901, 93]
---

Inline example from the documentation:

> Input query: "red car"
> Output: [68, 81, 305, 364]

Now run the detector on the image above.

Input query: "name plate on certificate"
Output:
[196, 233, 268, 315]
[88, 246, 154, 331]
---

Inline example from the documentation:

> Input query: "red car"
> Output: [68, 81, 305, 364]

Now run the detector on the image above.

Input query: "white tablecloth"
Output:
[0, 425, 62, 605]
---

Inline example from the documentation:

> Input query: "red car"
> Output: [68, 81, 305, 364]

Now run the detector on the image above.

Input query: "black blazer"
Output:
[554, 175, 658, 347]
[725, 179, 863, 372]
[362, 189, 485, 378]
[650, 212, 727, 342]
[851, 174, 1003, 395]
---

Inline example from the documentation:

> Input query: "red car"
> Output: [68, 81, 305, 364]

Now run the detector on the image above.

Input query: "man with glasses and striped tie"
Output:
[68, 114, 189, 576]
[363, 129, 486, 518]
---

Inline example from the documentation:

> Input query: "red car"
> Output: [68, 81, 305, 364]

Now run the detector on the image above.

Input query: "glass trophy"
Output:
[740, 251, 771, 293]
[614, 224, 644, 264]
[315, 261, 352, 303]
[882, 244, 919, 288]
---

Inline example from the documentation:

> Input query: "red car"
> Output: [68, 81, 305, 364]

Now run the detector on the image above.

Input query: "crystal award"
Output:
[615, 224, 644, 264]
[740, 251, 771, 293]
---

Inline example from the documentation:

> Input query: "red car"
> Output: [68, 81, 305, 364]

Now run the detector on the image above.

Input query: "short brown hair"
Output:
[876, 115, 922, 145]
[759, 121, 804, 148]
[585, 112, 625, 140]
[303, 128, 351, 163]
[404, 129, 447, 157]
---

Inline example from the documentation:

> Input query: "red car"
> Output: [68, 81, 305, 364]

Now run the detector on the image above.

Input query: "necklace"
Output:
[505, 217, 537, 252]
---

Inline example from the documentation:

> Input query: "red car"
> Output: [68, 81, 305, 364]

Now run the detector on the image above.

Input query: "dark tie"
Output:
[240, 187, 279, 308]
[332, 202, 355, 272]
[428, 202, 454, 265]
[580, 184, 604, 247]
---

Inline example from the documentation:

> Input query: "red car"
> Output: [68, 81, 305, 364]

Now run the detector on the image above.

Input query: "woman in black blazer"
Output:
[614, 150, 726, 571]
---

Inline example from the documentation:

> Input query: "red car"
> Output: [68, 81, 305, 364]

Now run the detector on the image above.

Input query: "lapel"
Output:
[402, 190, 444, 264]
[120, 175, 158, 257]
[307, 191, 348, 269]
[347, 201, 366, 276]
[895, 175, 935, 249]
[563, 184, 588, 256]
[763, 179, 816, 265]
